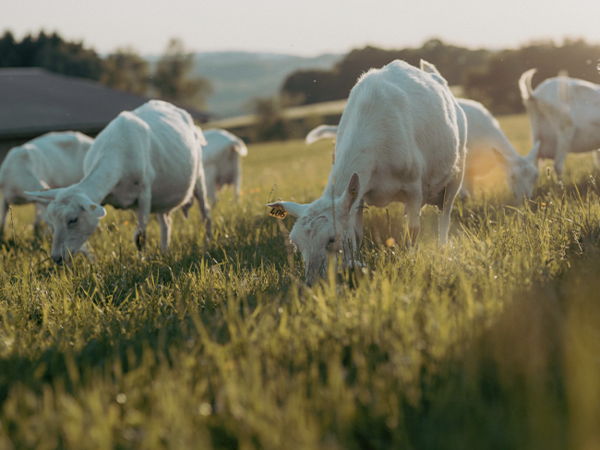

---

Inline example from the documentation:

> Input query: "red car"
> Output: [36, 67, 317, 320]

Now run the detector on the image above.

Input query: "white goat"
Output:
[0, 131, 93, 235]
[307, 100, 539, 200]
[201, 128, 247, 204]
[457, 99, 539, 199]
[269, 60, 466, 284]
[519, 69, 600, 177]
[26, 100, 211, 265]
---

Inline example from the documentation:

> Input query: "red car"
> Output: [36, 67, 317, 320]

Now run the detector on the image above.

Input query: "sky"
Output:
[3, 0, 600, 56]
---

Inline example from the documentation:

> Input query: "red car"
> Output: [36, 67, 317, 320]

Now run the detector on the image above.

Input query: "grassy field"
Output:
[1, 113, 600, 449]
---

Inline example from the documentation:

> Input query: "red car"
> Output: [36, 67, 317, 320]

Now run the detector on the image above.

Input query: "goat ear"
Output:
[526, 141, 541, 162]
[266, 201, 307, 219]
[341, 173, 360, 214]
[85, 202, 106, 219]
[25, 188, 62, 203]
[491, 148, 509, 167]
[420, 59, 440, 75]
[420, 60, 448, 86]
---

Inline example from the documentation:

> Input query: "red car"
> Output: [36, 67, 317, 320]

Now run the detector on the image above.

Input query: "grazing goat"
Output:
[27, 100, 211, 265]
[519, 69, 600, 177]
[269, 60, 466, 284]
[307, 100, 539, 200]
[457, 99, 539, 199]
[201, 128, 247, 204]
[0, 131, 93, 235]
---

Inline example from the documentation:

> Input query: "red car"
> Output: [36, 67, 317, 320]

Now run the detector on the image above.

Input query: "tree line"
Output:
[3, 31, 599, 133]
[281, 38, 600, 114]
[0, 31, 212, 109]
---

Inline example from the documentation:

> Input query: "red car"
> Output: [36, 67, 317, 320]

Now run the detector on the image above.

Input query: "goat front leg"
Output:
[234, 158, 242, 203]
[33, 202, 48, 235]
[438, 177, 462, 245]
[459, 171, 474, 200]
[355, 199, 364, 248]
[78, 243, 94, 261]
[404, 187, 423, 247]
[134, 188, 151, 252]
[0, 198, 8, 238]
[194, 169, 212, 240]
[553, 140, 571, 179]
[204, 168, 218, 207]
[553, 119, 575, 179]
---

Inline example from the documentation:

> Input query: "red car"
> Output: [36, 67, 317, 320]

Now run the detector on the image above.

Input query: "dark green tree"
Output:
[280, 69, 340, 105]
[0, 30, 103, 80]
[249, 97, 289, 142]
[281, 39, 491, 106]
[464, 39, 600, 114]
[151, 38, 212, 108]
[101, 47, 150, 96]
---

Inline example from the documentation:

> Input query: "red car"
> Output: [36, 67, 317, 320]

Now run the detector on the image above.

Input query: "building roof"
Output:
[0, 68, 210, 140]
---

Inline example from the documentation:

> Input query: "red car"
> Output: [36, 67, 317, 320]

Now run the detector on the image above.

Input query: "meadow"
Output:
[1, 113, 600, 449]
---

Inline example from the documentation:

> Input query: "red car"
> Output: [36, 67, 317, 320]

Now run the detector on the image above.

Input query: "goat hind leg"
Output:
[193, 173, 212, 240]
[157, 213, 172, 251]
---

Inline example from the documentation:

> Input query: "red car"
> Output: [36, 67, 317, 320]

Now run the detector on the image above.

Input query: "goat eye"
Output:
[68, 217, 78, 225]
[327, 237, 336, 246]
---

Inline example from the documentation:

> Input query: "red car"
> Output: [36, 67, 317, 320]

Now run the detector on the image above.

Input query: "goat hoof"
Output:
[205, 219, 212, 240]
[135, 231, 146, 251]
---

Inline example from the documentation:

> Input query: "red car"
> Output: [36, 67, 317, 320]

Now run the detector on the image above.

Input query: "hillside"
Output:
[191, 51, 344, 118]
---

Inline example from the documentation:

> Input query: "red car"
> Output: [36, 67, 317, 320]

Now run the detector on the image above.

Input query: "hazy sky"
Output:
[3, 0, 600, 56]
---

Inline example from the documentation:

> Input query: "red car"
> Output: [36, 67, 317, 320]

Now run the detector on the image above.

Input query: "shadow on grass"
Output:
[348, 247, 600, 450]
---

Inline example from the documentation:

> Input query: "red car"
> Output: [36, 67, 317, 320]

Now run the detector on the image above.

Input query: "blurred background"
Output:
[2, 0, 600, 144]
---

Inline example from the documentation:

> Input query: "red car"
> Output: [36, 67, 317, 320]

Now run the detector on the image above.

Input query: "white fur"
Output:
[270, 60, 467, 284]
[519, 69, 600, 177]
[26, 100, 211, 265]
[307, 100, 539, 200]
[0, 132, 93, 234]
[201, 128, 247, 204]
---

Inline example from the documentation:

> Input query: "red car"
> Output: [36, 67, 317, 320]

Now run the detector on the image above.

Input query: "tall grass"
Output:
[0, 114, 599, 449]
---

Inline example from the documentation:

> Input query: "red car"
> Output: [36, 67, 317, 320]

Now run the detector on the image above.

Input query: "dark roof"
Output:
[0, 68, 210, 140]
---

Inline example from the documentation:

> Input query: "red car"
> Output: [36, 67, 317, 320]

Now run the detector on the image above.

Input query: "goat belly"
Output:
[149, 190, 192, 214]
[102, 194, 138, 210]
[572, 126, 600, 154]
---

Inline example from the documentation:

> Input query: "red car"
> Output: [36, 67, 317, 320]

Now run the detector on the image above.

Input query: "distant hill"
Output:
[190, 52, 344, 118]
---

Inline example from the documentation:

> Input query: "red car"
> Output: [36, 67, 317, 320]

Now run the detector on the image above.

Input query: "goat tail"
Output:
[305, 125, 339, 145]
[233, 139, 248, 157]
[519, 69, 537, 101]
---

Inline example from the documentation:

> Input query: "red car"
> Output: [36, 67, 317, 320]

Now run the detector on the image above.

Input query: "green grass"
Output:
[1, 113, 600, 449]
